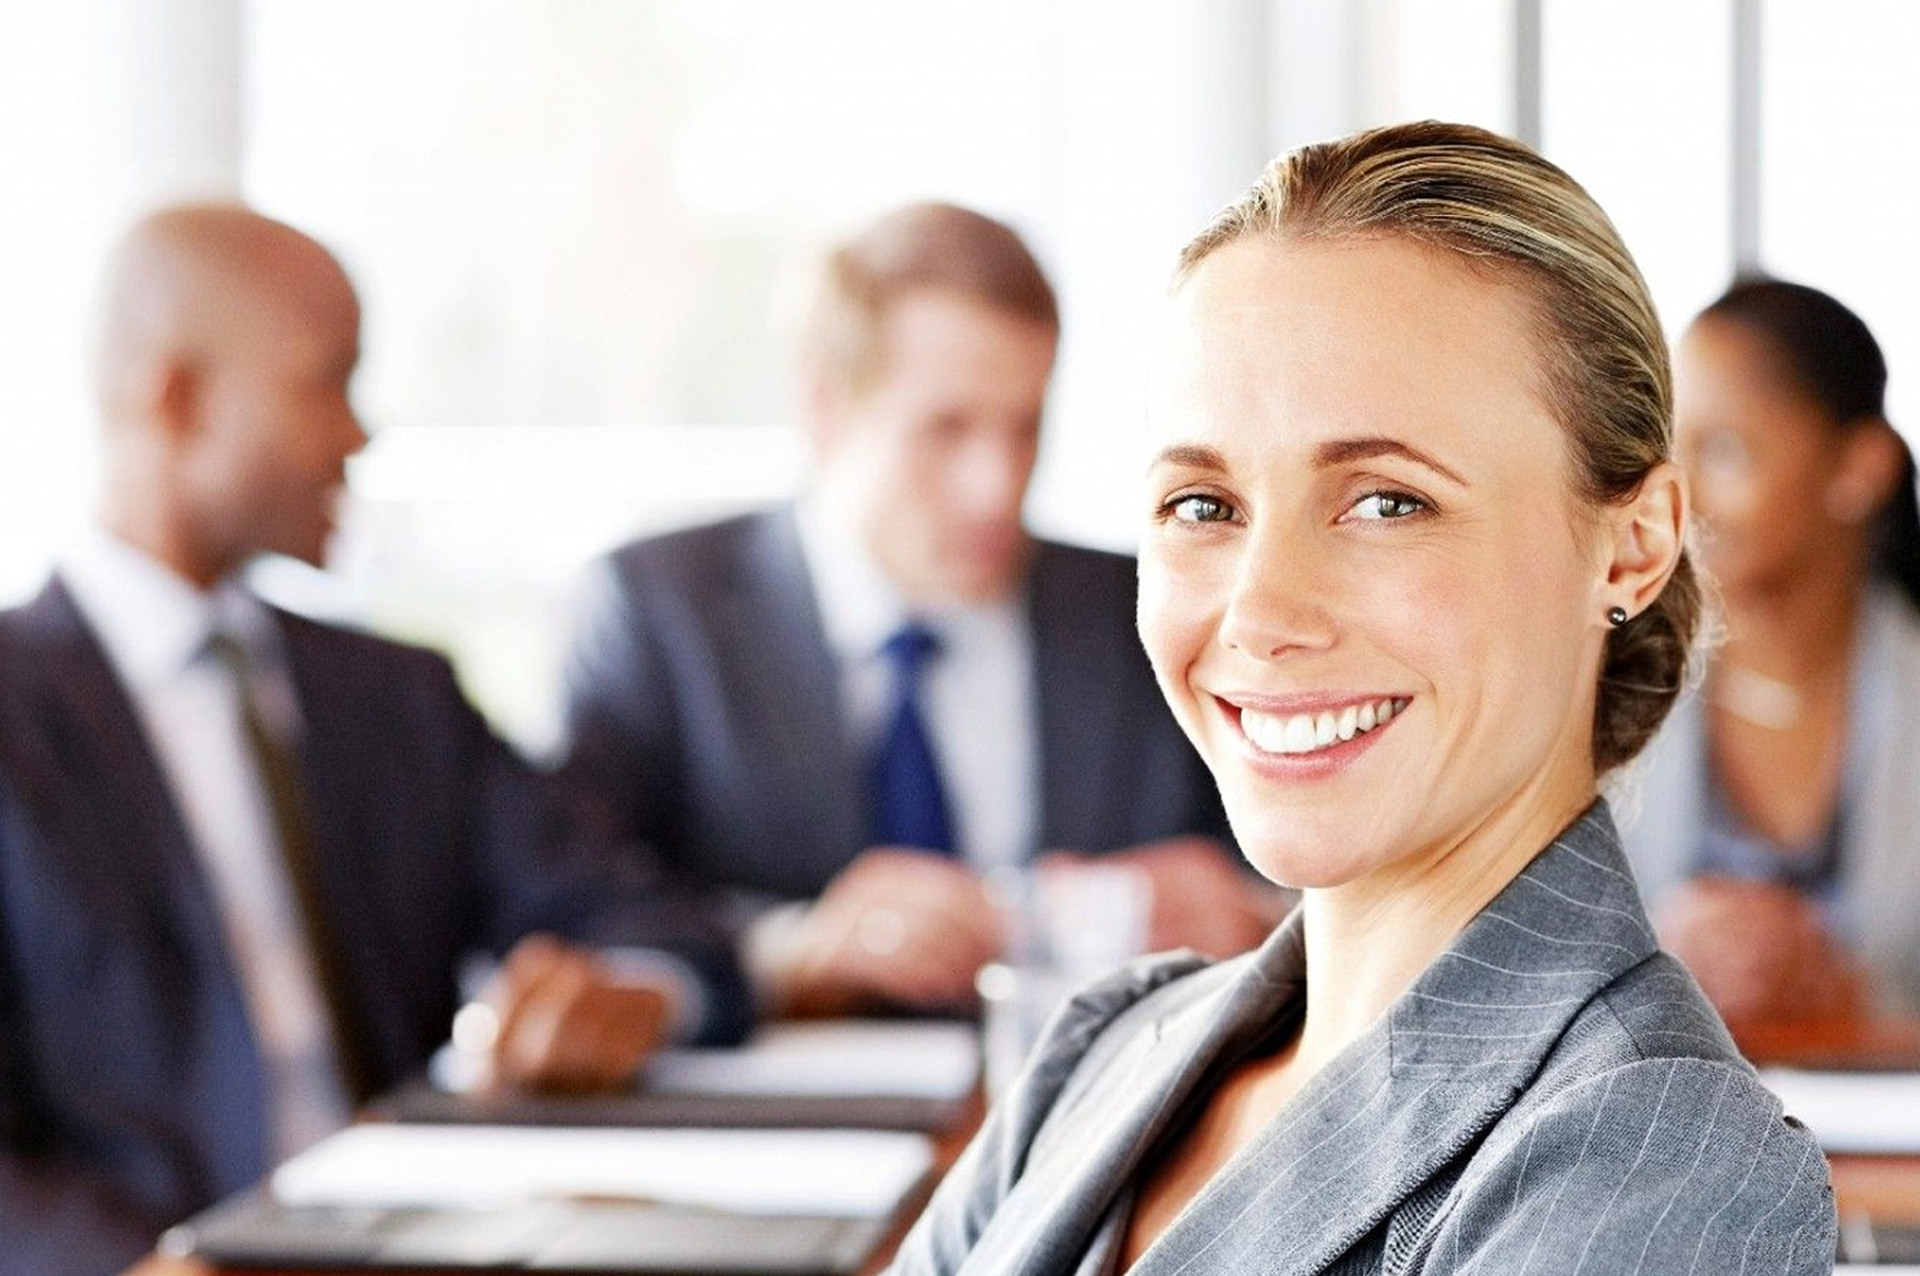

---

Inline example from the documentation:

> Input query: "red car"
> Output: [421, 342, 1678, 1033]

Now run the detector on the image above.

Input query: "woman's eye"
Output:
[1348, 490, 1429, 521]
[1167, 494, 1236, 524]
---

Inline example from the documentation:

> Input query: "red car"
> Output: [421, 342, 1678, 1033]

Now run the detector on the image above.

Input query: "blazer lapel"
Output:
[3, 576, 273, 1189]
[1128, 802, 1658, 1276]
[12, 579, 231, 962]
[723, 508, 866, 872]
[954, 926, 1309, 1276]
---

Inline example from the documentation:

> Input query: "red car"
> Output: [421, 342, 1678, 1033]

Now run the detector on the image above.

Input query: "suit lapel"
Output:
[1124, 1036, 1501, 1276]
[2, 577, 273, 1188]
[13, 579, 231, 961]
[1133, 803, 1656, 1276]
[974, 803, 1655, 1276]
[273, 611, 366, 910]
[723, 509, 865, 872]
[953, 927, 1306, 1276]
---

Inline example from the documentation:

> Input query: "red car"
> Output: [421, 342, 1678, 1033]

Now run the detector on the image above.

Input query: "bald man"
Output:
[0, 206, 747, 1276]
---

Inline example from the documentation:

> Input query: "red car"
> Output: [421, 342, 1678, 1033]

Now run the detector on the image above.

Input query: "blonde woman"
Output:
[886, 122, 1834, 1275]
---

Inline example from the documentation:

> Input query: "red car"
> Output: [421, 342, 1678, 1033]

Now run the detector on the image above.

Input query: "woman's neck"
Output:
[1293, 764, 1596, 1071]
[1719, 561, 1864, 687]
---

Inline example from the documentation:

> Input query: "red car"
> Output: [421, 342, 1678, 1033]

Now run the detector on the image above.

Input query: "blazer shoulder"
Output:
[1033, 537, 1133, 571]
[1030, 538, 1135, 597]
[1026, 540, 1145, 657]
[599, 510, 776, 596]
[1509, 952, 1743, 1118]
[1438, 1052, 1834, 1274]
[1431, 954, 1833, 1274]
[271, 608, 462, 698]
[0, 579, 83, 655]
[1594, 950, 1745, 1065]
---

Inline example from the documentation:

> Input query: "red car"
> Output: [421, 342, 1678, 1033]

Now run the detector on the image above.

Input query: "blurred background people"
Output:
[1626, 277, 1920, 1027]
[0, 205, 746, 1276]
[559, 202, 1275, 1019]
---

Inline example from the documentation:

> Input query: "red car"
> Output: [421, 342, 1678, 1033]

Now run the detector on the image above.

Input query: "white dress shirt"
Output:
[793, 498, 1041, 871]
[59, 530, 351, 1161]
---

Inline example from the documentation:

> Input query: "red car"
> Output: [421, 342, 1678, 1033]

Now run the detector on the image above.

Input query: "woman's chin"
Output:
[1236, 834, 1384, 892]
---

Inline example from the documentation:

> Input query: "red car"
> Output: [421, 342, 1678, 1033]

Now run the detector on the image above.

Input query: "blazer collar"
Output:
[967, 800, 1655, 1276]
[720, 508, 867, 863]
[2, 576, 255, 1025]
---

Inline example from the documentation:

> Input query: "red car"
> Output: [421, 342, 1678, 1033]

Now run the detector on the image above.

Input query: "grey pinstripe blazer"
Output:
[887, 802, 1836, 1276]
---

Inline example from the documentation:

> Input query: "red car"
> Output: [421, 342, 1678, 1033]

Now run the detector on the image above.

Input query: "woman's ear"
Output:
[1604, 460, 1688, 616]
[1825, 418, 1907, 525]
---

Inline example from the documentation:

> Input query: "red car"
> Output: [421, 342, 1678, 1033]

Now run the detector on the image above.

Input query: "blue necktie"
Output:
[866, 622, 956, 855]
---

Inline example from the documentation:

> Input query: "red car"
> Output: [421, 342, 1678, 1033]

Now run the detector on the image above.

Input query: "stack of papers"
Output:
[272, 1125, 936, 1219]
[418, 1018, 981, 1130]
[644, 1020, 980, 1101]
[1759, 1069, 1920, 1154]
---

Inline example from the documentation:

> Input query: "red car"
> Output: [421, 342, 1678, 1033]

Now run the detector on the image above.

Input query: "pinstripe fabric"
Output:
[886, 801, 1836, 1276]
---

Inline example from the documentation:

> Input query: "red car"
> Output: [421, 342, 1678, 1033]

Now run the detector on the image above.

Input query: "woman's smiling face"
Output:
[1139, 233, 1616, 890]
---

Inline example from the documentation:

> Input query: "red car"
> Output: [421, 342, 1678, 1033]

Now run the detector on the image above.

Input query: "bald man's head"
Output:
[94, 205, 358, 421]
[91, 204, 366, 586]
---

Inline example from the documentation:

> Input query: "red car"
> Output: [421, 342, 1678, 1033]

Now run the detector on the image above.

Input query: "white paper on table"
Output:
[1759, 1068, 1920, 1153]
[270, 1125, 935, 1218]
[641, 1019, 980, 1101]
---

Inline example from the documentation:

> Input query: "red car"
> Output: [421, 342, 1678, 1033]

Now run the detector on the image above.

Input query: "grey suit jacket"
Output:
[558, 507, 1229, 907]
[887, 802, 1835, 1276]
[1623, 587, 1920, 1015]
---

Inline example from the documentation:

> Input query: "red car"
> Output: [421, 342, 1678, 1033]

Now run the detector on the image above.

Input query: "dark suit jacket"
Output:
[558, 507, 1230, 908]
[0, 579, 747, 1276]
[887, 802, 1836, 1276]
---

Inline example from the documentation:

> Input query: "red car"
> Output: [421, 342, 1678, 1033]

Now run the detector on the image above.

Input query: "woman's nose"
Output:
[1217, 519, 1336, 660]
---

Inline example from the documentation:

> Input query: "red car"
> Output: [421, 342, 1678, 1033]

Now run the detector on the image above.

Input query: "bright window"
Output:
[1759, 0, 1920, 443]
[1542, 0, 1735, 339]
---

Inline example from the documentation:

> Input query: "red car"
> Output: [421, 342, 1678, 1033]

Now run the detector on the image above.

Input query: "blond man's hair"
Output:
[800, 202, 1058, 393]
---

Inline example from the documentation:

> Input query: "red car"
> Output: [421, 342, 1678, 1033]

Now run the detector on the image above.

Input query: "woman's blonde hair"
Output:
[1178, 120, 1698, 773]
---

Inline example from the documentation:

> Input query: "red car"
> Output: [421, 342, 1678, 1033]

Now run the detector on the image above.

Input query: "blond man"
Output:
[559, 203, 1273, 1018]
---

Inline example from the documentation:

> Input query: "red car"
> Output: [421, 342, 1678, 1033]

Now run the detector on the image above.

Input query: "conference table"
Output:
[125, 1017, 1920, 1276]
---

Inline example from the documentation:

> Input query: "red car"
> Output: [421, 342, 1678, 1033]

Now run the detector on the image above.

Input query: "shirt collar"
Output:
[59, 527, 272, 689]
[791, 494, 1027, 661]
[793, 494, 918, 660]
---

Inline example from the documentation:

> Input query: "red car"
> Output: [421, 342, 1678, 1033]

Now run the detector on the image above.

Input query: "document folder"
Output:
[385, 1019, 981, 1132]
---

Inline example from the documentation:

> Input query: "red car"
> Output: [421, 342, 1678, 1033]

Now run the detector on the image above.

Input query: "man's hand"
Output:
[1654, 877, 1867, 1026]
[476, 933, 674, 1093]
[755, 849, 1005, 1017]
[1043, 837, 1281, 958]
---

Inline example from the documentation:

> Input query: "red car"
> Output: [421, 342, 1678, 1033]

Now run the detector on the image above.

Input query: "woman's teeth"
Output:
[1240, 698, 1405, 756]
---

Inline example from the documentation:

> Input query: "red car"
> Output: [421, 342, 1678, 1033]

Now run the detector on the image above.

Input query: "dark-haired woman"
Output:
[1628, 277, 1920, 1026]
[884, 123, 1832, 1276]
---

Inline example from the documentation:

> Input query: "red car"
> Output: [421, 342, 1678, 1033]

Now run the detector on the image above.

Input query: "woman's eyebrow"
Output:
[1314, 436, 1468, 486]
[1149, 444, 1226, 472]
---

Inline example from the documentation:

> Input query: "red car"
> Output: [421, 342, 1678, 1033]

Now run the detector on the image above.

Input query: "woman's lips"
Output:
[1213, 692, 1413, 773]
